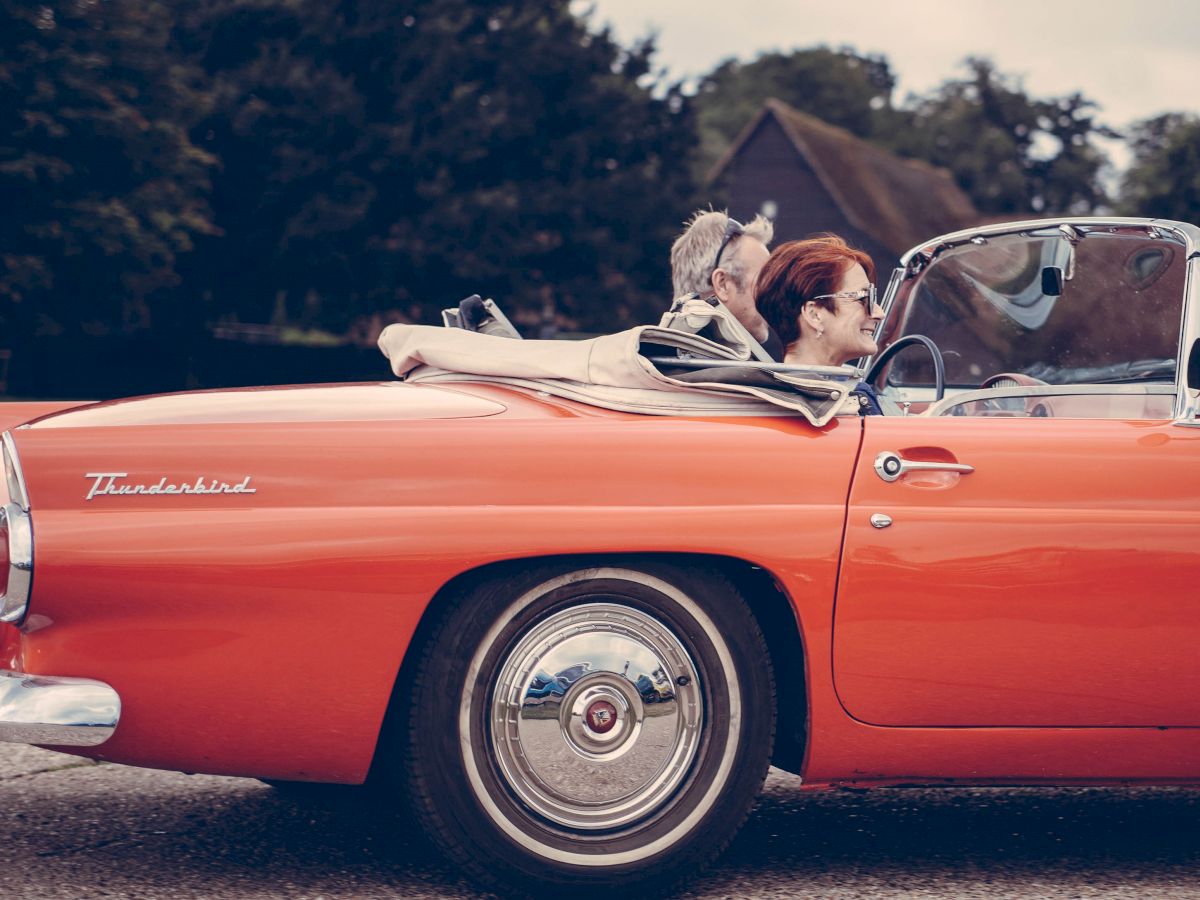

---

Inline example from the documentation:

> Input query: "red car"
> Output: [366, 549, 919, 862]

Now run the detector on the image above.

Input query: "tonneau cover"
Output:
[378, 298, 861, 425]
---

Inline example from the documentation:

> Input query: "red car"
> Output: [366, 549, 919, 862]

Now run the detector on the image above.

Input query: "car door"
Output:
[833, 413, 1200, 727]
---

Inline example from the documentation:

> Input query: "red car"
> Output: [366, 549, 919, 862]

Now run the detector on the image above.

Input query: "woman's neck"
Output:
[784, 340, 842, 368]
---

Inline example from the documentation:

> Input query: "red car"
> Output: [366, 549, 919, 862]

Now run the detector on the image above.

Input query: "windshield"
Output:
[877, 226, 1186, 391]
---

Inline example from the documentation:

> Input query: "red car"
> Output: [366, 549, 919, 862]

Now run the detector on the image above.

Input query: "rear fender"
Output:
[0, 402, 91, 433]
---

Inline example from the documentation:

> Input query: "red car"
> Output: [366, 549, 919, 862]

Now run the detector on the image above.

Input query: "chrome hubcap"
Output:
[489, 602, 703, 830]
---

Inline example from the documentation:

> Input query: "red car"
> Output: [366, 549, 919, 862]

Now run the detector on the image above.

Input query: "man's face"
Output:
[719, 237, 770, 321]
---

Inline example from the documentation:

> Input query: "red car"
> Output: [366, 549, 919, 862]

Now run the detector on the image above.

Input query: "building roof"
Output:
[710, 99, 981, 256]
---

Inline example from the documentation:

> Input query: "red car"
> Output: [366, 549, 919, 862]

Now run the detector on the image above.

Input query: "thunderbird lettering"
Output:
[84, 472, 257, 501]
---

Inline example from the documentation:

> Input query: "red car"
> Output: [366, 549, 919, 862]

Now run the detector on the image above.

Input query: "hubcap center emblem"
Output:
[584, 699, 618, 734]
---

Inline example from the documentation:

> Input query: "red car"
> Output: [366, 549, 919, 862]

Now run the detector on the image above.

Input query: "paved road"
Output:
[2, 745, 1198, 898]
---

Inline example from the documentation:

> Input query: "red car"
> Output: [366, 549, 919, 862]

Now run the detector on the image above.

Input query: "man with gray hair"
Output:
[668, 209, 783, 361]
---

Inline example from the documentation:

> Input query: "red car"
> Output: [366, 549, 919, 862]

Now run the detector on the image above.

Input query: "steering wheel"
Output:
[865, 334, 946, 402]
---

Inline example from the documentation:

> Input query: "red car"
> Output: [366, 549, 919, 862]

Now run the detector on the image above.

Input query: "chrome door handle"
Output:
[873, 450, 975, 483]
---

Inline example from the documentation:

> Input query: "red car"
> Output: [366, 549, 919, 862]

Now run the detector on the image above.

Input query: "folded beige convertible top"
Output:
[378, 298, 862, 426]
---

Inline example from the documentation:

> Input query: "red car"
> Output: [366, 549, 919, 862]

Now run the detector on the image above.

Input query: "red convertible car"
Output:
[2, 217, 1198, 895]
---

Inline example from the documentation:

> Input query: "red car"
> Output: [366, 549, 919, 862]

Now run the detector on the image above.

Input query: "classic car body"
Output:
[2, 217, 1199, 894]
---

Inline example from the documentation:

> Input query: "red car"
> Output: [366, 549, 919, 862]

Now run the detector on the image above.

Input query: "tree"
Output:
[886, 58, 1116, 215]
[172, 0, 377, 328]
[175, 0, 699, 335]
[1120, 113, 1200, 222]
[0, 0, 216, 341]
[1027, 92, 1114, 215]
[693, 47, 898, 178]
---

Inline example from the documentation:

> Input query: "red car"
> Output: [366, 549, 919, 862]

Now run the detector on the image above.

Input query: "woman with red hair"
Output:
[755, 235, 884, 368]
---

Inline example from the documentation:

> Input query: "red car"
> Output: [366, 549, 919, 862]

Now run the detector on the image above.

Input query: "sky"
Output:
[581, 0, 1200, 153]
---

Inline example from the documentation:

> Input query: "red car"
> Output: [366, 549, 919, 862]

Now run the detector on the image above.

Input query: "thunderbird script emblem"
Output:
[85, 472, 257, 501]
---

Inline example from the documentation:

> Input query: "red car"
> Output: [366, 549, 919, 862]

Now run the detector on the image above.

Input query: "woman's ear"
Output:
[800, 302, 822, 332]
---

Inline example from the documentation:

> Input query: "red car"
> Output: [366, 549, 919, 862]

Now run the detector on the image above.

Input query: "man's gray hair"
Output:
[670, 210, 774, 298]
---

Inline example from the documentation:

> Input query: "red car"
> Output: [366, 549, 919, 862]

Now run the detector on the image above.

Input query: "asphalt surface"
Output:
[2, 744, 1199, 899]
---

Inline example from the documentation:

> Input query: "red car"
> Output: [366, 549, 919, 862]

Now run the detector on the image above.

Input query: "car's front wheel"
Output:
[394, 561, 775, 895]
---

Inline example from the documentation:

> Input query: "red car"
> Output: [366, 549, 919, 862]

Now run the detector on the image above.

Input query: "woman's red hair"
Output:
[755, 235, 875, 348]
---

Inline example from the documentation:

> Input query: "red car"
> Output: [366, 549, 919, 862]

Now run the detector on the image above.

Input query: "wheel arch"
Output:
[374, 551, 809, 779]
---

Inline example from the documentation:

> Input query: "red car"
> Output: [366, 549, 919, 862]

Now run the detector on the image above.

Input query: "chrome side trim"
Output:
[924, 382, 1176, 416]
[0, 670, 120, 747]
[0, 502, 32, 623]
[2, 432, 30, 511]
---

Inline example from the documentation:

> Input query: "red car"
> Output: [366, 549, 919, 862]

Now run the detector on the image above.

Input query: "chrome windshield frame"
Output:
[873, 266, 904, 346]
[1177, 240, 1200, 425]
[923, 382, 1177, 419]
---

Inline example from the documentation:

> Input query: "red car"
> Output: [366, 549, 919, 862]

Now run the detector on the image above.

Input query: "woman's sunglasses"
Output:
[810, 284, 878, 311]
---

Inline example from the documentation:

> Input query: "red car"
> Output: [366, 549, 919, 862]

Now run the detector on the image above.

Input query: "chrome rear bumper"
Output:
[0, 670, 120, 746]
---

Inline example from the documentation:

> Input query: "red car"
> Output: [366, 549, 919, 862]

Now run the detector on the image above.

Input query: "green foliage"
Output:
[1, 0, 696, 348]
[694, 47, 896, 178]
[882, 59, 1116, 215]
[171, 0, 376, 327]
[883, 58, 1036, 211]
[175, 0, 697, 334]
[1120, 114, 1200, 222]
[1028, 92, 1115, 215]
[0, 0, 216, 339]
[360, 0, 698, 333]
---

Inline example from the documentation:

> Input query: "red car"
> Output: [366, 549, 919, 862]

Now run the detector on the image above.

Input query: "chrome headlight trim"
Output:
[2, 432, 29, 512]
[1, 502, 32, 624]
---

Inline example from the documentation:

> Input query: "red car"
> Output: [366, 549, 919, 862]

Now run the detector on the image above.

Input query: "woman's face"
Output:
[820, 263, 883, 363]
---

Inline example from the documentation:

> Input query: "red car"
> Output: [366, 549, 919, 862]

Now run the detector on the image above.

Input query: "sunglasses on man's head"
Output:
[710, 217, 745, 275]
[811, 284, 878, 311]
